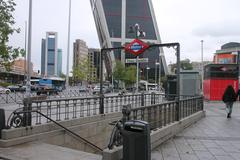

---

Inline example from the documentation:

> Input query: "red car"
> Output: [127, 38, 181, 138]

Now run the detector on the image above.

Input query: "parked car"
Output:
[79, 86, 88, 93]
[0, 86, 10, 94]
[93, 85, 100, 95]
[7, 85, 21, 92]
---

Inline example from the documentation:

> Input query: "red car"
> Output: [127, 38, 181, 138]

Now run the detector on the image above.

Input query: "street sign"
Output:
[125, 58, 149, 63]
[125, 38, 149, 56]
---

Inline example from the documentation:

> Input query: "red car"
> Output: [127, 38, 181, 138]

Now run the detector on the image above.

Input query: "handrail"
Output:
[13, 109, 103, 153]
[35, 110, 103, 153]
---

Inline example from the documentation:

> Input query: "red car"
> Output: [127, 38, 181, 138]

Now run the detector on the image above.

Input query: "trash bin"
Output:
[0, 109, 6, 138]
[122, 120, 151, 160]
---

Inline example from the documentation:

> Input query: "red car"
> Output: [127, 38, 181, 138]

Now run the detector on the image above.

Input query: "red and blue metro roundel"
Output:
[125, 38, 149, 56]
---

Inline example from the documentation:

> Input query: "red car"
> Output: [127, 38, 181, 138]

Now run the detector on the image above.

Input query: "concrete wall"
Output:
[0, 109, 205, 158]
[102, 111, 205, 160]
[0, 112, 122, 154]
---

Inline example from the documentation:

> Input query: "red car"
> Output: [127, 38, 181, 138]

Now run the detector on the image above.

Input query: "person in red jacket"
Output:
[222, 85, 237, 118]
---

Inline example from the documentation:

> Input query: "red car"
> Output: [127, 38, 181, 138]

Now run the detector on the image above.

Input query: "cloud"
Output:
[193, 22, 240, 37]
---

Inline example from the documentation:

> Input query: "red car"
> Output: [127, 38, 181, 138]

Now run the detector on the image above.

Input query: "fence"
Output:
[0, 90, 92, 104]
[7, 93, 167, 127]
[130, 96, 203, 130]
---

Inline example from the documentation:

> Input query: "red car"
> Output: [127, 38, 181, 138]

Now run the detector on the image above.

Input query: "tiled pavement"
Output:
[1, 101, 240, 160]
[0, 142, 102, 160]
[152, 101, 240, 160]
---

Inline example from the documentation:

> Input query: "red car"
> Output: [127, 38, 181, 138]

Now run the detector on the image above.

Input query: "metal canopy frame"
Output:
[99, 42, 180, 120]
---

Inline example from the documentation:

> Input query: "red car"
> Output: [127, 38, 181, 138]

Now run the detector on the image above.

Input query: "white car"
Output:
[93, 86, 100, 94]
[0, 86, 11, 94]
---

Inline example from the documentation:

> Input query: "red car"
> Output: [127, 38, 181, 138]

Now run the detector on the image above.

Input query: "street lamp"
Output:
[159, 54, 161, 91]
[66, 0, 72, 88]
[128, 23, 145, 93]
[155, 61, 159, 84]
[146, 66, 150, 83]
[26, 0, 32, 96]
[201, 40, 204, 93]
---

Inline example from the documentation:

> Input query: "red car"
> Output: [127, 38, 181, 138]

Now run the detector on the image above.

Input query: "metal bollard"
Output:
[23, 97, 32, 126]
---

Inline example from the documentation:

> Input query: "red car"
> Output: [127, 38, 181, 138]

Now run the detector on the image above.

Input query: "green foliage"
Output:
[0, 81, 12, 87]
[170, 58, 193, 73]
[113, 60, 136, 88]
[72, 57, 97, 83]
[124, 65, 136, 86]
[113, 60, 125, 81]
[59, 72, 66, 78]
[0, 0, 25, 70]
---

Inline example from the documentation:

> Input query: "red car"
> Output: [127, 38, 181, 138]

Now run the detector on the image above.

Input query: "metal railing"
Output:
[0, 90, 91, 104]
[7, 93, 165, 127]
[0, 92, 36, 104]
[107, 96, 203, 149]
[130, 96, 203, 130]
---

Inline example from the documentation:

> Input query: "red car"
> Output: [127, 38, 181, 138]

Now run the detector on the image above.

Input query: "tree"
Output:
[170, 58, 193, 73]
[72, 57, 97, 84]
[113, 60, 125, 88]
[123, 65, 136, 87]
[59, 72, 66, 79]
[0, 0, 25, 70]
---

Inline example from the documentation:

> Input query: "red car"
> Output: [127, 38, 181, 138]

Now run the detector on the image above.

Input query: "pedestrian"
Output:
[237, 88, 240, 101]
[222, 85, 237, 118]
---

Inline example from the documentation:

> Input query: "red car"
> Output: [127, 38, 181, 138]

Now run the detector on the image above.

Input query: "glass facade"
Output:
[41, 39, 46, 76]
[57, 49, 62, 76]
[112, 42, 121, 60]
[126, 0, 156, 39]
[41, 33, 58, 76]
[102, 0, 122, 38]
[47, 37, 56, 75]
[91, 0, 166, 78]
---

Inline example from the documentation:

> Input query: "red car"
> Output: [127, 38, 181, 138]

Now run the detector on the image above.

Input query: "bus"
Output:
[204, 64, 238, 100]
[37, 77, 65, 95]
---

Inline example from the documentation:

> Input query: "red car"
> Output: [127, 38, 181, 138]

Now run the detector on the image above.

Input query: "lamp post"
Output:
[155, 61, 159, 84]
[201, 40, 204, 93]
[128, 24, 145, 93]
[159, 54, 161, 91]
[66, 0, 72, 88]
[26, 0, 32, 96]
[24, 21, 27, 84]
[146, 66, 150, 83]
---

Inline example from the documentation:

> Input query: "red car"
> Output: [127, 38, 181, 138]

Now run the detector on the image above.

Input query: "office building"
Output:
[73, 39, 88, 68]
[57, 49, 62, 76]
[88, 48, 100, 80]
[90, 0, 168, 80]
[41, 32, 58, 77]
[213, 42, 240, 64]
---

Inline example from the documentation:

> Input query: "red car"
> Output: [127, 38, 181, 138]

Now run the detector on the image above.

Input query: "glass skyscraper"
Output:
[41, 32, 59, 77]
[90, 0, 168, 80]
[57, 49, 62, 76]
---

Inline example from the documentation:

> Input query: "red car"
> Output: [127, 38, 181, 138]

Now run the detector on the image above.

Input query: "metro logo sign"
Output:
[125, 38, 149, 56]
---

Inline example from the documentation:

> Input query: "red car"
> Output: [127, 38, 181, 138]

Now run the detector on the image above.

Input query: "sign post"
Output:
[125, 39, 149, 92]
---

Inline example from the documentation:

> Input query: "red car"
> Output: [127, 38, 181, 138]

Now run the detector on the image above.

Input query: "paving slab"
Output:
[152, 101, 240, 160]
[0, 142, 102, 160]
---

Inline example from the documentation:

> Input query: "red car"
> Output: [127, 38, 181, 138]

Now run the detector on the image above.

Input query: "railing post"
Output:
[175, 44, 180, 121]
[151, 92, 156, 105]
[99, 49, 104, 114]
[141, 92, 145, 106]
[23, 97, 32, 126]
[0, 108, 6, 138]
[201, 96, 204, 111]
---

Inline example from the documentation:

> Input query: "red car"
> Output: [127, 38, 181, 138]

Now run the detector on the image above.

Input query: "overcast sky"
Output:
[9, 0, 240, 73]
